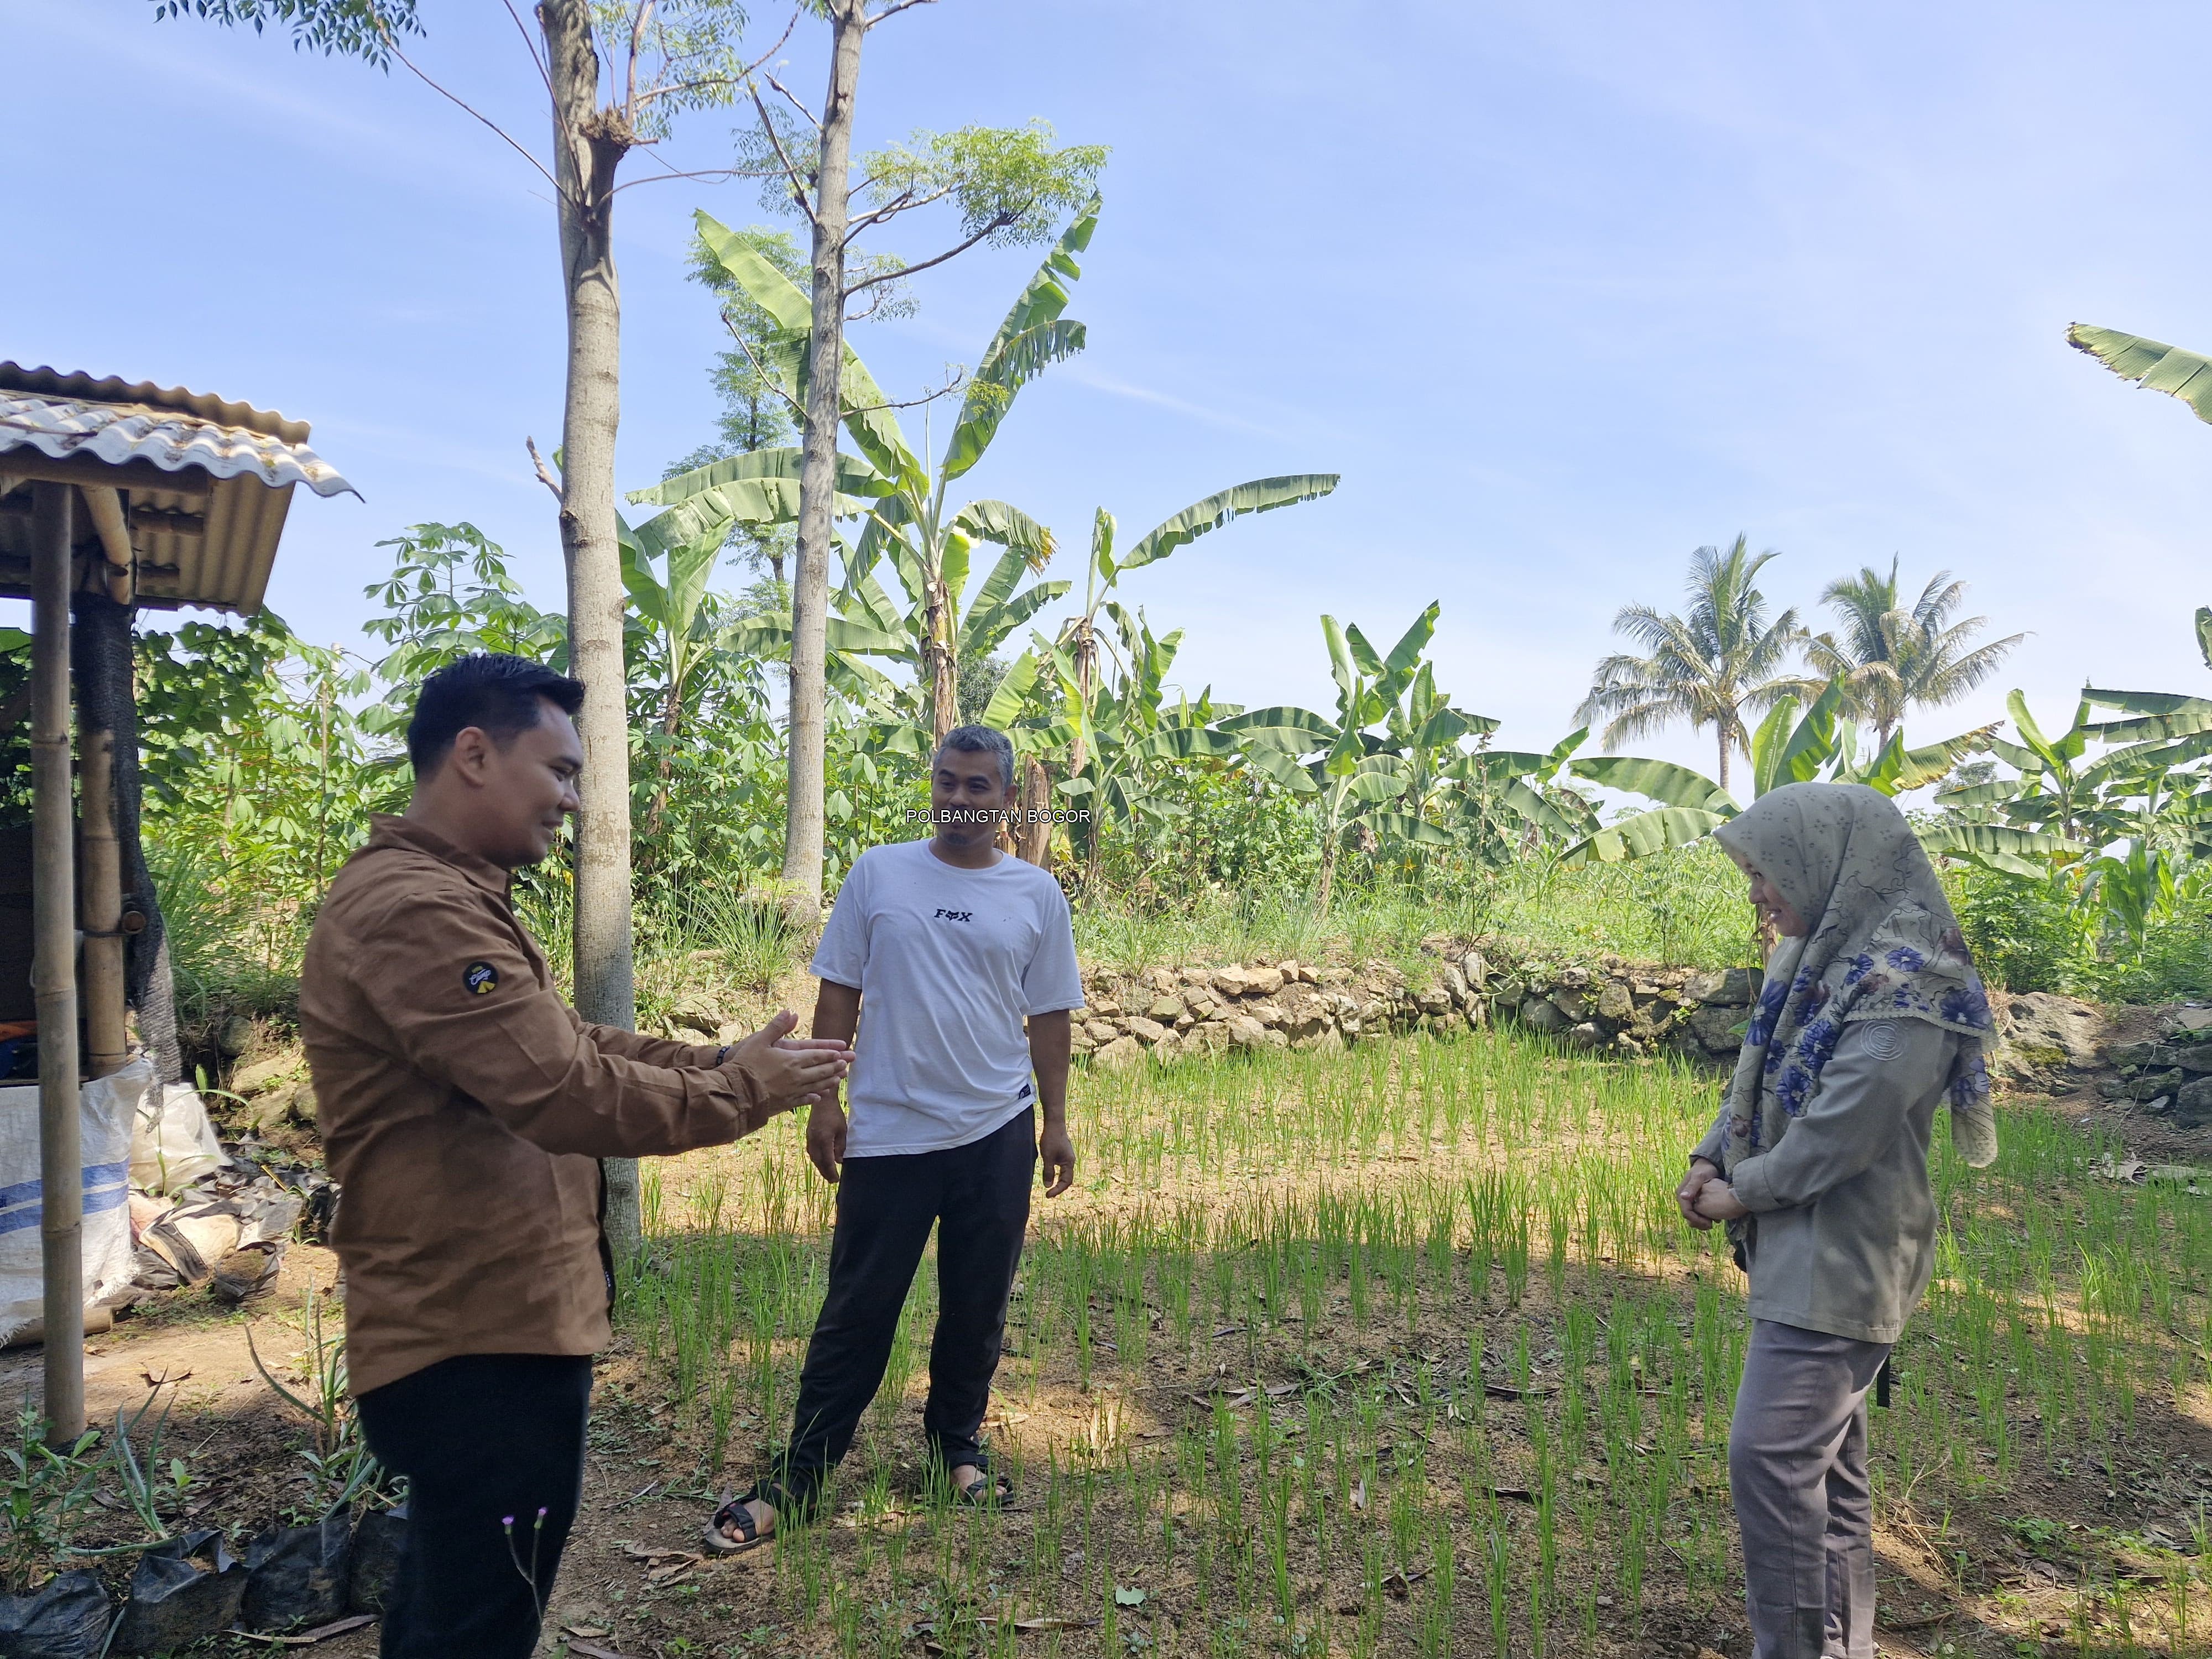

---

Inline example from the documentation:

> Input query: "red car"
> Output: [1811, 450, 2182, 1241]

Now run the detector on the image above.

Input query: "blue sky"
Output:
[8, 0, 2212, 778]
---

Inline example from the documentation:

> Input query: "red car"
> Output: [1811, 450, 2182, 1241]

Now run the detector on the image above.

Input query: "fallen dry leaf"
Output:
[621, 1542, 697, 1565]
[1381, 1567, 1431, 1600]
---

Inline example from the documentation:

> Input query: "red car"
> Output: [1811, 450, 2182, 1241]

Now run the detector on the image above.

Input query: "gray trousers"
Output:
[1728, 1319, 1891, 1659]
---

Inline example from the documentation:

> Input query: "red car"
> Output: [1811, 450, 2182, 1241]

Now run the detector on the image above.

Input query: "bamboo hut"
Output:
[0, 363, 354, 1438]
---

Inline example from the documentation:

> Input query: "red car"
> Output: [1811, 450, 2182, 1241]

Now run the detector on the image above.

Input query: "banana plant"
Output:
[1358, 659, 1501, 876]
[1932, 693, 2125, 841]
[618, 514, 732, 744]
[1218, 603, 1487, 912]
[1565, 680, 2004, 865]
[629, 204, 1099, 740]
[2075, 837, 2204, 959]
[1060, 476, 1338, 769]
[986, 604, 1237, 883]
[1438, 728, 1600, 860]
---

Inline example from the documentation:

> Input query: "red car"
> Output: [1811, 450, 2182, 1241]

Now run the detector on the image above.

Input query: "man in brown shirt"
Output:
[301, 654, 849, 1658]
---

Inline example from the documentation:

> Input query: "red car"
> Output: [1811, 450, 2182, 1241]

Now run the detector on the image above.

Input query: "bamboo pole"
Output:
[29, 482, 83, 1445]
[79, 728, 126, 1079]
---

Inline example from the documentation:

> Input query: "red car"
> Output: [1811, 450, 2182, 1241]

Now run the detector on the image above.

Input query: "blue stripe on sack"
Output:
[0, 1191, 129, 1229]
[0, 1164, 140, 1230]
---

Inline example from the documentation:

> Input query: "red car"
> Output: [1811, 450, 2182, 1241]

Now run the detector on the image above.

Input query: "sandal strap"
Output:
[712, 1494, 763, 1543]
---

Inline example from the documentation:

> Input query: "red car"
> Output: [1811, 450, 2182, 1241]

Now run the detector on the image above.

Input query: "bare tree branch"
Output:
[625, 0, 653, 123]
[527, 437, 565, 503]
[844, 366, 966, 415]
[611, 160, 786, 196]
[867, 0, 939, 21]
[499, 0, 557, 102]
[843, 214, 1014, 294]
[385, 37, 565, 198]
[747, 80, 819, 226]
[762, 67, 822, 131]
[723, 317, 808, 423]
[846, 180, 958, 236]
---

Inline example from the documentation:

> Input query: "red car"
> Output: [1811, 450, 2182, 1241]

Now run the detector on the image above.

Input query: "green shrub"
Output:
[1943, 864, 2081, 994]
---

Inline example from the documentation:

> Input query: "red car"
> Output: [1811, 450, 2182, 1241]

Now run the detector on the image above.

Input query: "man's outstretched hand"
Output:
[732, 1010, 852, 1113]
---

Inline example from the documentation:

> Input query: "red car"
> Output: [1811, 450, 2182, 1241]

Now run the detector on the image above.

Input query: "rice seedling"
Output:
[610, 1025, 2211, 1655]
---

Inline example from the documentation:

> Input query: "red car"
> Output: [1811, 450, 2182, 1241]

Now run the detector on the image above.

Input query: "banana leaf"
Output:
[2068, 324, 2212, 426]
[1560, 807, 1733, 867]
[1568, 756, 1735, 814]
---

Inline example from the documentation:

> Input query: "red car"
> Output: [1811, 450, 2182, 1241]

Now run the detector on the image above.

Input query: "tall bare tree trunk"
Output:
[1716, 725, 1732, 795]
[780, 0, 867, 920]
[543, 0, 643, 1268]
[1015, 757, 1052, 867]
[925, 585, 958, 744]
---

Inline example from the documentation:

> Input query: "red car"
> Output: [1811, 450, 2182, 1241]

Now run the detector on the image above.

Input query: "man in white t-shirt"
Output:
[705, 726, 1082, 1548]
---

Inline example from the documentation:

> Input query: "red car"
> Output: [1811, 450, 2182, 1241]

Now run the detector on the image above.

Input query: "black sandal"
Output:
[701, 1491, 774, 1555]
[949, 1469, 1012, 1507]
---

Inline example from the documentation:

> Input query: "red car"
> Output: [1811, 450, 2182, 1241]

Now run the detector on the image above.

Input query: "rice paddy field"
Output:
[605, 1031, 2212, 1658]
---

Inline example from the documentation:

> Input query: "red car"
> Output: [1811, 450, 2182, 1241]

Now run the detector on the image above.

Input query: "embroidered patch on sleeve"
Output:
[1859, 1020, 1901, 1060]
[463, 962, 500, 996]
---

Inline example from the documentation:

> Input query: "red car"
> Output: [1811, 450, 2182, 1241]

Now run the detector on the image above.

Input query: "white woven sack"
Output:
[129, 1082, 226, 1195]
[0, 1055, 149, 1343]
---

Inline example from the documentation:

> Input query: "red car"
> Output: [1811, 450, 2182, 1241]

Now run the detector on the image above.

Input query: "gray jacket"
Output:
[1693, 1018, 1960, 1344]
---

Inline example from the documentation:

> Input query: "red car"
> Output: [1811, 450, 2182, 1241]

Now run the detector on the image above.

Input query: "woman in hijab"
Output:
[1674, 782, 1997, 1659]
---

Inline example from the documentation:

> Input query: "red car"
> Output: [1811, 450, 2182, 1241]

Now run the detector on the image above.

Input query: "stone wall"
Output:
[1072, 940, 1762, 1072]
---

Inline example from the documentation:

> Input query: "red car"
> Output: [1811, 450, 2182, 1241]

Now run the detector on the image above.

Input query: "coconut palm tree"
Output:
[1804, 559, 2023, 745]
[1577, 535, 1804, 792]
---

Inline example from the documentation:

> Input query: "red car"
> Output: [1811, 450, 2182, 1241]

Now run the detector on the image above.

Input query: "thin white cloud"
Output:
[1054, 363, 1295, 439]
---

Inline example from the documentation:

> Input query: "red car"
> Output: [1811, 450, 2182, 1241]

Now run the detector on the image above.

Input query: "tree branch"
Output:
[747, 80, 819, 227]
[762, 66, 821, 131]
[498, 0, 557, 103]
[385, 36, 564, 199]
[846, 180, 960, 236]
[724, 320, 808, 424]
[612, 159, 786, 195]
[867, 0, 939, 21]
[625, 0, 653, 126]
[527, 437, 565, 504]
[843, 367, 967, 415]
[843, 213, 1013, 294]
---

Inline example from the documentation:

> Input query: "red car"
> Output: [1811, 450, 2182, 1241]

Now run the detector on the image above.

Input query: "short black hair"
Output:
[936, 724, 1016, 791]
[405, 654, 586, 775]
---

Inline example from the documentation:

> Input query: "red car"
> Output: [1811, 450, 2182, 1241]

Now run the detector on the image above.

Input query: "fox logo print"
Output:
[932, 907, 974, 923]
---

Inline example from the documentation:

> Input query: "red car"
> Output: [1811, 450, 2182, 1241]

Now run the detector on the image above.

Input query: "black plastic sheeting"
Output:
[113, 1529, 247, 1654]
[347, 1504, 406, 1615]
[0, 1572, 112, 1659]
[241, 1513, 352, 1632]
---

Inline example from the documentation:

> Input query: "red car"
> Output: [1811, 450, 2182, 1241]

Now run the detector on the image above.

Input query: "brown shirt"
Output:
[301, 815, 774, 1395]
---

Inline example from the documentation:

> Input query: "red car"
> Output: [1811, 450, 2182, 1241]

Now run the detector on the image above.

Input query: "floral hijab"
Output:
[1712, 782, 1998, 1174]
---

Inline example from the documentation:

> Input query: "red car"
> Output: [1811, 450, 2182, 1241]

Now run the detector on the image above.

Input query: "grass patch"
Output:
[606, 1029, 2212, 1657]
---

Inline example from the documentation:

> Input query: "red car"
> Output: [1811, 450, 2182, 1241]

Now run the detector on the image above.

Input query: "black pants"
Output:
[356, 1353, 593, 1659]
[764, 1107, 1035, 1516]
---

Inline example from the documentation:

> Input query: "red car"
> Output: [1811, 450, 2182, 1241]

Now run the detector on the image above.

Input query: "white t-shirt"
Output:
[811, 839, 1084, 1157]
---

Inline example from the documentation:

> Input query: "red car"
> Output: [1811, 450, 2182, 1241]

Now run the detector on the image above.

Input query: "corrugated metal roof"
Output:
[0, 364, 357, 614]
[0, 364, 354, 498]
